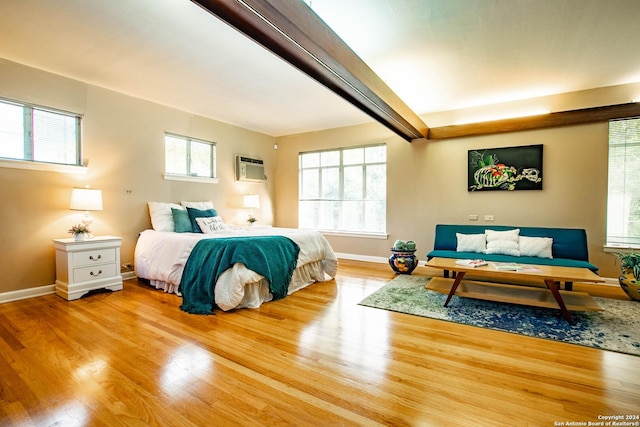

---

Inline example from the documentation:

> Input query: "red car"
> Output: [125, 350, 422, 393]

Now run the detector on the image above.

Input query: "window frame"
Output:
[0, 97, 83, 172]
[298, 143, 387, 236]
[605, 116, 640, 251]
[163, 132, 218, 184]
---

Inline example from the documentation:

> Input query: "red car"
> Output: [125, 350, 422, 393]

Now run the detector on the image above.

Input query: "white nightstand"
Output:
[53, 236, 123, 301]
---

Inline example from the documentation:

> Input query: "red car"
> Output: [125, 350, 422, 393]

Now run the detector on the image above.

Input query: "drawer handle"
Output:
[89, 255, 102, 261]
[90, 270, 103, 277]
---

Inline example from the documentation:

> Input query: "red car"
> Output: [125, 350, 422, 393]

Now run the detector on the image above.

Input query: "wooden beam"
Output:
[191, 0, 428, 141]
[428, 102, 640, 140]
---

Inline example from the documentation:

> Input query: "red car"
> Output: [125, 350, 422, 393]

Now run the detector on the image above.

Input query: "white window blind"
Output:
[0, 99, 81, 166]
[299, 143, 386, 233]
[607, 117, 640, 247]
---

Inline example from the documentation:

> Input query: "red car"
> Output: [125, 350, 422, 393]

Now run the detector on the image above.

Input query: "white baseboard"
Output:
[122, 271, 136, 280]
[335, 252, 429, 267]
[0, 284, 56, 304]
[0, 272, 137, 304]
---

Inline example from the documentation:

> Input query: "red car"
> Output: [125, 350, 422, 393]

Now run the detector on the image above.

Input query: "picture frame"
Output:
[468, 144, 543, 191]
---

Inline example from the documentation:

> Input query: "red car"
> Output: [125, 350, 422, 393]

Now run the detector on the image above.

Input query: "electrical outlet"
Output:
[124, 189, 133, 195]
[468, 214, 478, 221]
[122, 263, 133, 270]
[484, 214, 495, 221]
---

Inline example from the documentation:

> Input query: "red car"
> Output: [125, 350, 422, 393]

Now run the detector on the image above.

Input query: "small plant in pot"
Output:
[68, 224, 90, 241]
[614, 251, 640, 301]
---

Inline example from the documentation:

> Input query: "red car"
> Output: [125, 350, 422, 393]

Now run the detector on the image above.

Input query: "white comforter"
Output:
[134, 227, 338, 310]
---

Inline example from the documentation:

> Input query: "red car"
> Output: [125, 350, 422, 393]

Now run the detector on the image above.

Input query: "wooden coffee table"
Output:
[425, 257, 605, 324]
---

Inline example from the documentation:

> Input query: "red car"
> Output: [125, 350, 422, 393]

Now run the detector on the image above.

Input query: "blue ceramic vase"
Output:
[389, 250, 418, 274]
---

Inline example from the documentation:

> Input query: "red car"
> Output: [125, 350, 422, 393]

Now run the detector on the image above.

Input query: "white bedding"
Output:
[134, 226, 338, 311]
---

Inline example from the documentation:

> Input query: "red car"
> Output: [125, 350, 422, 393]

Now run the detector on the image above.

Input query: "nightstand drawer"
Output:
[72, 248, 116, 267]
[73, 263, 118, 283]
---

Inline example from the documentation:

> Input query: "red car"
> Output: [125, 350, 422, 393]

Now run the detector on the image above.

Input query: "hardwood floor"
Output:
[0, 260, 638, 426]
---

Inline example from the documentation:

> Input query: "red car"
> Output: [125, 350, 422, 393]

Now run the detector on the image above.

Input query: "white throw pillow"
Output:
[519, 236, 553, 258]
[196, 216, 226, 233]
[485, 228, 520, 242]
[485, 240, 520, 256]
[148, 202, 185, 232]
[456, 233, 486, 253]
[485, 229, 520, 256]
[181, 200, 215, 210]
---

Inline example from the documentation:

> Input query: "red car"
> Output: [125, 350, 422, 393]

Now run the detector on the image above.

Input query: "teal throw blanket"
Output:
[179, 236, 300, 315]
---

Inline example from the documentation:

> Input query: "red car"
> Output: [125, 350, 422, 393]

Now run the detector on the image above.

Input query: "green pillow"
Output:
[172, 208, 192, 233]
[186, 207, 218, 233]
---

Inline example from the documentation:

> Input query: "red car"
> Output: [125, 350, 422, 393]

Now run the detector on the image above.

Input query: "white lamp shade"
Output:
[70, 188, 103, 211]
[243, 194, 260, 209]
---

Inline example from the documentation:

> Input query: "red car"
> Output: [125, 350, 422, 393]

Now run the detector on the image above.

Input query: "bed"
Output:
[134, 220, 338, 312]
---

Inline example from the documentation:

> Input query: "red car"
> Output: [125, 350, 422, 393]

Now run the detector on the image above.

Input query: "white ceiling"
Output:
[1, 0, 640, 137]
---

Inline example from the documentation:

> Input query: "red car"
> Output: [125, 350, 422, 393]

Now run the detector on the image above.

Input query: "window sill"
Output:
[0, 159, 87, 174]
[163, 174, 219, 184]
[604, 245, 640, 253]
[316, 230, 388, 239]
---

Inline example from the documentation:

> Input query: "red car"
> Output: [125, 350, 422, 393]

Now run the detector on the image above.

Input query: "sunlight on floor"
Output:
[161, 344, 214, 393]
[298, 278, 391, 382]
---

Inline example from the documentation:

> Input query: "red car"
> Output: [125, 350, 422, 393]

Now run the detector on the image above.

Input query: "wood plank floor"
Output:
[0, 260, 638, 426]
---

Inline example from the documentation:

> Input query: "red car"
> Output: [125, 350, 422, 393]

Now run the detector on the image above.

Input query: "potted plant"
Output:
[68, 224, 90, 241]
[389, 240, 418, 274]
[614, 251, 640, 301]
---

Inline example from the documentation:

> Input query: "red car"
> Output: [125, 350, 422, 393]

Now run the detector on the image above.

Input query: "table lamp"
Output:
[243, 194, 260, 224]
[70, 186, 103, 236]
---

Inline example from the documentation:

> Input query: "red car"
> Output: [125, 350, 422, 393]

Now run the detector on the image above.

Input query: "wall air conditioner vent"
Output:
[235, 155, 265, 183]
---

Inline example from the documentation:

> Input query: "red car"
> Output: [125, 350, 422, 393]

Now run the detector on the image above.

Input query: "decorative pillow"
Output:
[181, 201, 215, 210]
[196, 216, 226, 233]
[485, 229, 520, 242]
[456, 233, 486, 253]
[148, 202, 185, 232]
[519, 236, 553, 258]
[172, 208, 193, 233]
[485, 228, 520, 256]
[186, 207, 218, 233]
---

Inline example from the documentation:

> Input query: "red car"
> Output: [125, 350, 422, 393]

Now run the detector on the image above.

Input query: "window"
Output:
[299, 143, 386, 233]
[607, 117, 640, 247]
[0, 98, 81, 166]
[165, 133, 216, 180]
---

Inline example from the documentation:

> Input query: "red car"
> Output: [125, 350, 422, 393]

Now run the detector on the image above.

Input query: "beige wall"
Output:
[275, 82, 640, 279]
[2, 58, 639, 296]
[0, 59, 276, 294]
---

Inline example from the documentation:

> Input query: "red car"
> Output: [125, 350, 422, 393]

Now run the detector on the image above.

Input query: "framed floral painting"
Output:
[468, 144, 543, 191]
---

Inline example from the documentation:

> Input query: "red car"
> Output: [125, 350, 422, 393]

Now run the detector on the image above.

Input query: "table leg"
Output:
[444, 271, 466, 307]
[544, 279, 573, 324]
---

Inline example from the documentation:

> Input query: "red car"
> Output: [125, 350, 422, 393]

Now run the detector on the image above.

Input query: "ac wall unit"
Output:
[235, 155, 265, 183]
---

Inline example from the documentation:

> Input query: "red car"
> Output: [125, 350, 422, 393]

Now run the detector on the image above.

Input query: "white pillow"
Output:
[181, 201, 214, 210]
[456, 233, 486, 253]
[485, 239, 520, 256]
[196, 216, 226, 233]
[485, 228, 520, 242]
[148, 202, 185, 232]
[519, 236, 553, 258]
[484, 228, 521, 256]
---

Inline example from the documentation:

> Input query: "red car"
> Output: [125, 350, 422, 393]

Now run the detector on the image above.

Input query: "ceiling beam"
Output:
[428, 102, 640, 140]
[191, 0, 428, 141]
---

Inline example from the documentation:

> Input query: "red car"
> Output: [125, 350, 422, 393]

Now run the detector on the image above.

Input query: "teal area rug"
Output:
[359, 275, 640, 357]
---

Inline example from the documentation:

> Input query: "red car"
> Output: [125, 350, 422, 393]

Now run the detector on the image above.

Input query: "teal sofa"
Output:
[426, 224, 599, 290]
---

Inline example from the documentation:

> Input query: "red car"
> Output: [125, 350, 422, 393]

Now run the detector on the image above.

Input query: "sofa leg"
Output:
[565, 281, 573, 291]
